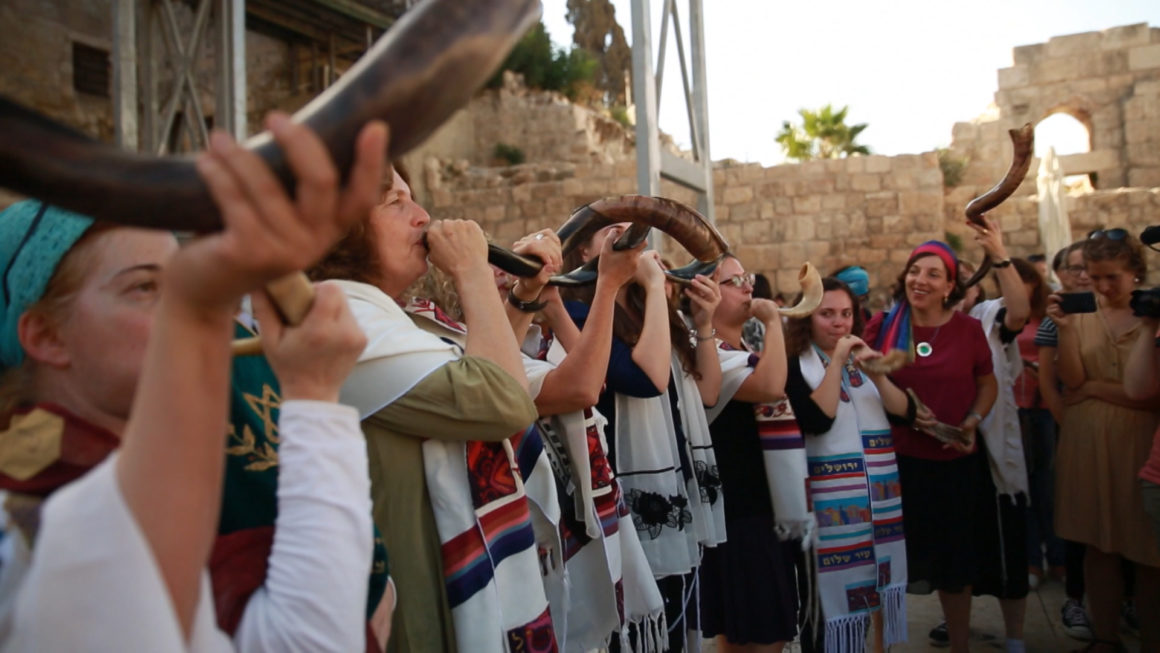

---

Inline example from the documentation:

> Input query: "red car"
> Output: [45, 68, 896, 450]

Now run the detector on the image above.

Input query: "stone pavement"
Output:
[699, 574, 1143, 652]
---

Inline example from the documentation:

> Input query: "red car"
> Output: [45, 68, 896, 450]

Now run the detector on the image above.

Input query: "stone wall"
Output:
[0, 0, 298, 148]
[423, 153, 946, 305]
[943, 24, 1160, 238]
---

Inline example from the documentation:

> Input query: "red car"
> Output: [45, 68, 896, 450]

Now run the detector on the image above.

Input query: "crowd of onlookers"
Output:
[0, 113, 1155, 653]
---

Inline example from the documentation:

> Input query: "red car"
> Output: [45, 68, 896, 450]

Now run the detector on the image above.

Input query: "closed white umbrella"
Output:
[1037, 146, 1072, 288]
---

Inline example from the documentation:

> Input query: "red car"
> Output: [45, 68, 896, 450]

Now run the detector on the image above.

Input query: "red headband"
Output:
[909, 241, 958, 283]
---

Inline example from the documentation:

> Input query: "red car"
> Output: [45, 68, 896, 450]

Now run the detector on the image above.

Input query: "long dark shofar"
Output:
[961, 123, 1034, 288]
[488, 195, 731, 286]
[0, 0, 541, 231]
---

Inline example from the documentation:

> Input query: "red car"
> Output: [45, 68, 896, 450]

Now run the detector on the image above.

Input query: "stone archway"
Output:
[1035, 107, 1095, 188]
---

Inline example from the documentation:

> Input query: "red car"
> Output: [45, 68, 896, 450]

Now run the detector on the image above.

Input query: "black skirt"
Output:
[699, 514, 799, 645]
[898, 452, 986, 593]
[972, 467, 1030, 599]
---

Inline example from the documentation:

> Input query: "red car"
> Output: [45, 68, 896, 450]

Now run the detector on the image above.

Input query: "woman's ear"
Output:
[17, 310, 70, 368]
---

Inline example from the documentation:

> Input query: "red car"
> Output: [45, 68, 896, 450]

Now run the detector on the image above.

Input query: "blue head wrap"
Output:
[834, 265, 870, 297]
[0, 200, 95, 369]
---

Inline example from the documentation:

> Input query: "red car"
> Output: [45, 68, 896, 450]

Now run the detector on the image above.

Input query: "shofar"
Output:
[777, 262, 823, 318]
[487, 195, 732, 287]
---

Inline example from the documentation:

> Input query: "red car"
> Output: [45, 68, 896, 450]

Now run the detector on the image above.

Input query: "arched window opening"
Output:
[1035, 111, 1094, 191]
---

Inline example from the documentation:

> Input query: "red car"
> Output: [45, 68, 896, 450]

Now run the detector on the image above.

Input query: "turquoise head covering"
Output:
[0, 200, 95, 369]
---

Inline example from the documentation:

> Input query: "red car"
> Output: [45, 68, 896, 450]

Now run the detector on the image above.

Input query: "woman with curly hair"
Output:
[1049, 229, 1160, 652]
[862, 239, 996, 653]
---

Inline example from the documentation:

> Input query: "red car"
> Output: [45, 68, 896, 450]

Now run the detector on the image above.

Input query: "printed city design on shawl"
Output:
[405, 299, 558, 653]
[800, 346, 908, 652]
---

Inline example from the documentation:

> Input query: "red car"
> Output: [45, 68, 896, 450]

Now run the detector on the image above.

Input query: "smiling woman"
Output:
[862, 240, 996, 653]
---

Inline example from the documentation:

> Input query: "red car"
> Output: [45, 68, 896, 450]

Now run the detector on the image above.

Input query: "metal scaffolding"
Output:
[112, 0, 395, 154]
[629, 0, 714, 223]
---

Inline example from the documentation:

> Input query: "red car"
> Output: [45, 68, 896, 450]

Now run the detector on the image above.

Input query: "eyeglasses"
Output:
[721, 273, 756, 288]
[1061, 265, 1087, 274]
[1089, 228, 1128, 241]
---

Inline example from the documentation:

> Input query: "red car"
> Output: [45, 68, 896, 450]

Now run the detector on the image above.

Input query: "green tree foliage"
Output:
[776, 104, 871, 161]
[488, 21, 598, 100]
[566, 0, 632, 106]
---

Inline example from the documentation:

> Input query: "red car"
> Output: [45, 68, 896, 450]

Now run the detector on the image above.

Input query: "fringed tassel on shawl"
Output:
[881, 583, 908, 647]
[824, 614, 868, 653]
[623, 610, 669, 653]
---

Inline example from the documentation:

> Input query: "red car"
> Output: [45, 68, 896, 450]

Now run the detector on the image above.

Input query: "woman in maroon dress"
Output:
[863, 241, 997, 653]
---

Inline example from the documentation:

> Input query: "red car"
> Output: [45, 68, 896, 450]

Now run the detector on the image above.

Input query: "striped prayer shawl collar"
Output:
[404, 299, 558, 653]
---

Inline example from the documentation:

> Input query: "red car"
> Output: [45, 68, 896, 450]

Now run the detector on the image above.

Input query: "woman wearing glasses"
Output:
[700, 255, 801, 653]
[1048, 229, 1160, 652]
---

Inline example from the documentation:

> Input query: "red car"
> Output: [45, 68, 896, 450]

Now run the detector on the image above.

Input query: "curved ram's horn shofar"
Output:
[488, 195, 731, 286]
[0, 0, 541, 231]
[857, 348, 909, 375]
[961, 123, 1034, 288]
[777, 262, 824, 318]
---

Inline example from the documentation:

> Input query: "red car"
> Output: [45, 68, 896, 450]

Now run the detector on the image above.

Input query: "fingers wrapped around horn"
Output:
[777, 262, 824, 318]
[0, 0, 541, 231]
[489, 195, 730, 286]
[856, 348, 910, 375]
[961, 123, 1034, 288]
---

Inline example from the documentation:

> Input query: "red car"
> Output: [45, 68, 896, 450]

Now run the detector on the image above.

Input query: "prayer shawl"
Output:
[526, 330, 666, 652]
[710, 341, 813, 544]
[968, 299, 1030, 497]
[404, 298, 558, 653]
[799, 346, 908, 652]
[0, 402, 121, 637]
[614, 379, 699, 577]
[215, 321, 387, 647]
[671, 356, 727, 548]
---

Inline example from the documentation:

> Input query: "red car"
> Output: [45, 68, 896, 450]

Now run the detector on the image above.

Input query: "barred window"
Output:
[73, 42, 110, 98]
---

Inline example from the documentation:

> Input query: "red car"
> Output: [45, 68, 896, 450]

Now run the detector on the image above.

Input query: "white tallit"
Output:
[529, 331, 666, 653]
[969, 298, 1030, 497]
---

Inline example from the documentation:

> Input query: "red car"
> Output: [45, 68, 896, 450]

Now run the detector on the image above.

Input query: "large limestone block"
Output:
[1046, 31, 1103, 57]
[998, 66, 1030, 89]
[1129, 44, 1160, 71]
[1101, 24, 1153, 50]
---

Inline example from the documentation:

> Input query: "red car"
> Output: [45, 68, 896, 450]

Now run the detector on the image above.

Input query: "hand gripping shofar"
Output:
[487, 195, 731, 286]
[0, 0, 541, 230]
[961, 123, 1034, 288]
[0, 0, 540, 355]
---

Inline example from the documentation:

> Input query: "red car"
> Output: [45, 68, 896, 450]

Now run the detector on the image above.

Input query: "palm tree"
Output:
[775, 104, 871, 161]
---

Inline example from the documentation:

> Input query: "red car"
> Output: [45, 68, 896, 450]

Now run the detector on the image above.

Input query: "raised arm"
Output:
[1046, 296, 1086, 389]
[630, 251, 673, 393]
[234, 283, 372, 653]
[534, 227, 641, 415]
[502, 229, 562, 345]
[970, 215, 1029, 331]
[1125, 318, 1160, 400]
[732, 299, 788, 403]
[116, 115, 386, 637]
[686, 274, 723, 406]
[429, 220, 529, 391]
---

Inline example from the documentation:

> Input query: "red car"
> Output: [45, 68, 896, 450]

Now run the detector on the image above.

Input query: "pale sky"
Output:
[539, 0, 1160, 166]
